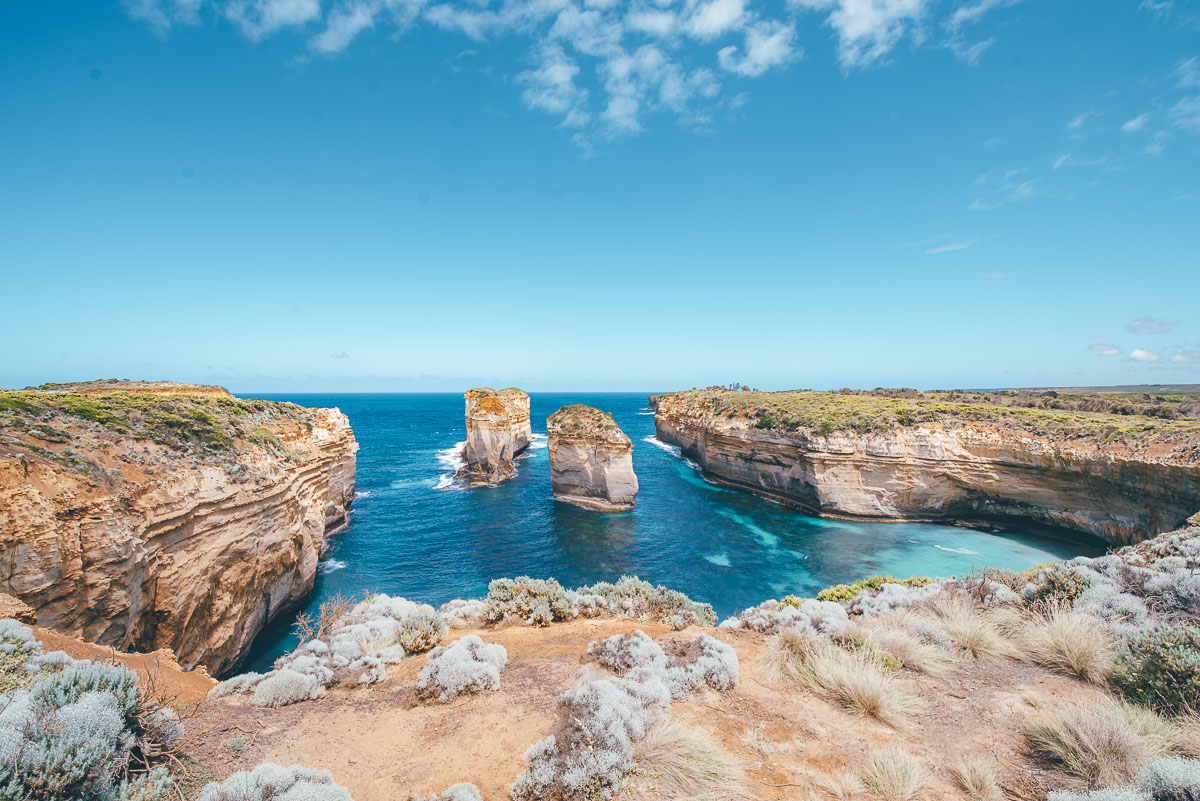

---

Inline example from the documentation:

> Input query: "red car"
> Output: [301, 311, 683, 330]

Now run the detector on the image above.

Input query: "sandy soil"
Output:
[147, 619, 1109, 801]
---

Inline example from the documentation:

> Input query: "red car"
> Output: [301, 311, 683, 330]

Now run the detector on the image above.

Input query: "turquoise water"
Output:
[242, 392, 1104, 672]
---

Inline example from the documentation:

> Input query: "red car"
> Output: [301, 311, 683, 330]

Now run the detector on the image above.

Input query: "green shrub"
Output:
[816, 576, 934, 604]
[1111, 625, 1200, 713]
[1030, 566, 1091, 606]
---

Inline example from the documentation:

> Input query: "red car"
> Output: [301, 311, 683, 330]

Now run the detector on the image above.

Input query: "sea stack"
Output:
[547, 404, 638, 511]
[458, 387, 532, 485]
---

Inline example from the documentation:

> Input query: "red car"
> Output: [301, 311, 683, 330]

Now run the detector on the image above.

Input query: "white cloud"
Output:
[625, 7, 676, 36]
[1175, 57, 1200, 88]
[122, 0, 203, 31]
[1088, 344, 1121, 357]
[1171, 94, 1200, 133]
[518, 43, 591, 127]
[718, 20, 798, 77]
[1121, 113, 1148, 133]
[943, 0, 1018, 64]
[1127, 316, 1176, 334]
[1127, 348, 1161, 362]
[1145, 130, 1169, 155]
[924, 239, 974, 254]
[791, 0, 929, 69]
[1170, 348, 1200, 363]
[684, 0, 747, 39]
[550, 4, 623, 55]
[310, 2, 381, 53]
[1052, 153, 1108, 170]
[1067, 110, 1099, 132]
[225, 0, 322, 40]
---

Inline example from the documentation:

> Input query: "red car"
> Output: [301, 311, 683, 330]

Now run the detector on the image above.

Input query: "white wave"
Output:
[528, 433, 548, 449]
[434, 441, 467, 490]
[318, 559, 347, 574]
[354, 490, 372, 500]
[637, 410, 656, 415]
[642, 435, 681, 457]
[934, 545, 980, 555]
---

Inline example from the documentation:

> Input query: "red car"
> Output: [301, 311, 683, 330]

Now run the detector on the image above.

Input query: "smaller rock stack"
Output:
[458, 388, 532, 485]
[547, 405, 638, 512]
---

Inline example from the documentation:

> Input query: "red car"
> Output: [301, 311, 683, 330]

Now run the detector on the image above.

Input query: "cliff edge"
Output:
[654, 388, 1200, 545]
[0, 380, 357, 676]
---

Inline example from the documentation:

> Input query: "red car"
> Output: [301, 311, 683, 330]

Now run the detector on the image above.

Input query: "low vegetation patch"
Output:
[659, 387, 1200, 448]
[1110, 624, 1200, 712]
[1023, 698, 1190, 788]
[587, 629, 738, 699]
[627, 719, 748, 801]
[195, 763, 353, 801]
[415, 635, 507, 704]
[860, 748, 925, 801]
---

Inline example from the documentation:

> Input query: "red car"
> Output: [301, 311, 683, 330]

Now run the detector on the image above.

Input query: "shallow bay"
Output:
[243, 392, 1103, 671]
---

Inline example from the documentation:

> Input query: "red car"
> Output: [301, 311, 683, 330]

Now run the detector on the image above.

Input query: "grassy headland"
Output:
[659, 387, 1200, 449]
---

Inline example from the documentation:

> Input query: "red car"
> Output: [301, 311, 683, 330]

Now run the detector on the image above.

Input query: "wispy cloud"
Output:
[970, 168, 1036, 210]
[943, 0, 1019, 64]
[1121, 113, 1148, 133]
[1088, 343, 1121, 357]
[785, 0, 930, 69]
[330, 351, 350, 359]
[925, 239, 975, 254]
[1127, 316, 1177, 334]
[1067, 111, 1100, 132]
[1170, 348, 1200, 363]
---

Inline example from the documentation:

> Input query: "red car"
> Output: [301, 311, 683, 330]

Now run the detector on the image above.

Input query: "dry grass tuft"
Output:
[810, 770, 865, 801]
[924, 598, 1016, 659]
[763, 630, 917, 725]
[629, 718, 750, 801]
[850, 619, 955, 675]
[1022, 698, 1187, 788]
[860, 748, 924, 801]
[950, 757, 1000, 800]
[1011, 603, 1115, 684]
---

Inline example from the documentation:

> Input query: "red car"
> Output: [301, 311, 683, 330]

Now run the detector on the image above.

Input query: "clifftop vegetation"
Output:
[547, 404, 626, 440]
[658, 388, 1200, 450]
[0, 381, 320, 481]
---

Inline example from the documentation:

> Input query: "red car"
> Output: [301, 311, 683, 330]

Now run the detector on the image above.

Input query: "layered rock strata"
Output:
[547, 405, 638, 512]
[654, 390, 1200, 545]
[457, 388, 532, 485]
[0, 382, 357, 675]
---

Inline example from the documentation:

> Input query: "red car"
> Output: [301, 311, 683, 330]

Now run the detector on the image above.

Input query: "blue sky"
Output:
[1, 0, 1198, 392]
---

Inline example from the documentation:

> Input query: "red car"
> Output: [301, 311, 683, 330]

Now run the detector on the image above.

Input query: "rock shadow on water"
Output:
[548, 500, 639, 583]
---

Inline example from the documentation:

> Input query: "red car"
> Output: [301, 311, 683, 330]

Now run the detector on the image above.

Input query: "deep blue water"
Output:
[241, 392, 1104, 672]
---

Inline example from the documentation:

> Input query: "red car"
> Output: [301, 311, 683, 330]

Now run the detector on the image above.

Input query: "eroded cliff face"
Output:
[654, 393, 1200, 545]
[548, 405, 638, 512]
[0, 383, 357, 676]
[458, 388, 532, 486]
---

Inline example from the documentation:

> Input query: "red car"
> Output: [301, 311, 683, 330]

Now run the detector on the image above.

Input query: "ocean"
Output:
[241, 392, 1103, 672]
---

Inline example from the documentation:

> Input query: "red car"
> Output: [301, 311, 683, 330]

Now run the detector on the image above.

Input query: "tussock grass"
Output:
[1023, 699, 1187, 788]
[849, 620, 955, 675]
[630, 719, 749, 801]
[924, 598, 1016, 659]
[860, 749, 924, 801]
[810, 771, 865, 800]
[1012, 603, 1115, 684]
[950, 757, 1000, 800]
[762, 630, 917, 725]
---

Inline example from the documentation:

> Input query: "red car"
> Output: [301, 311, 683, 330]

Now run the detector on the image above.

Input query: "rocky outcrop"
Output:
[0, 382, 357, 676]
[457, 388, 532, 486]
[547, 405, 638, 512]
[654, 391, 1200, 546]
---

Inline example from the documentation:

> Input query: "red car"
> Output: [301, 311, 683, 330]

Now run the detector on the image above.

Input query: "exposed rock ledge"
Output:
[654, 389, 1200, 545]
[457, 387, 532, 486]
[0, 381, 357, 676]
[548, 404, 638, 511]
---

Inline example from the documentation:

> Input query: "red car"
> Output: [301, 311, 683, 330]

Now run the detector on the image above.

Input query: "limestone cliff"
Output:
[548, 405, 638, 512]
[457, 388, 532, 486]
[654, 389, 1200, 545]
[0, 381, 357, 676]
